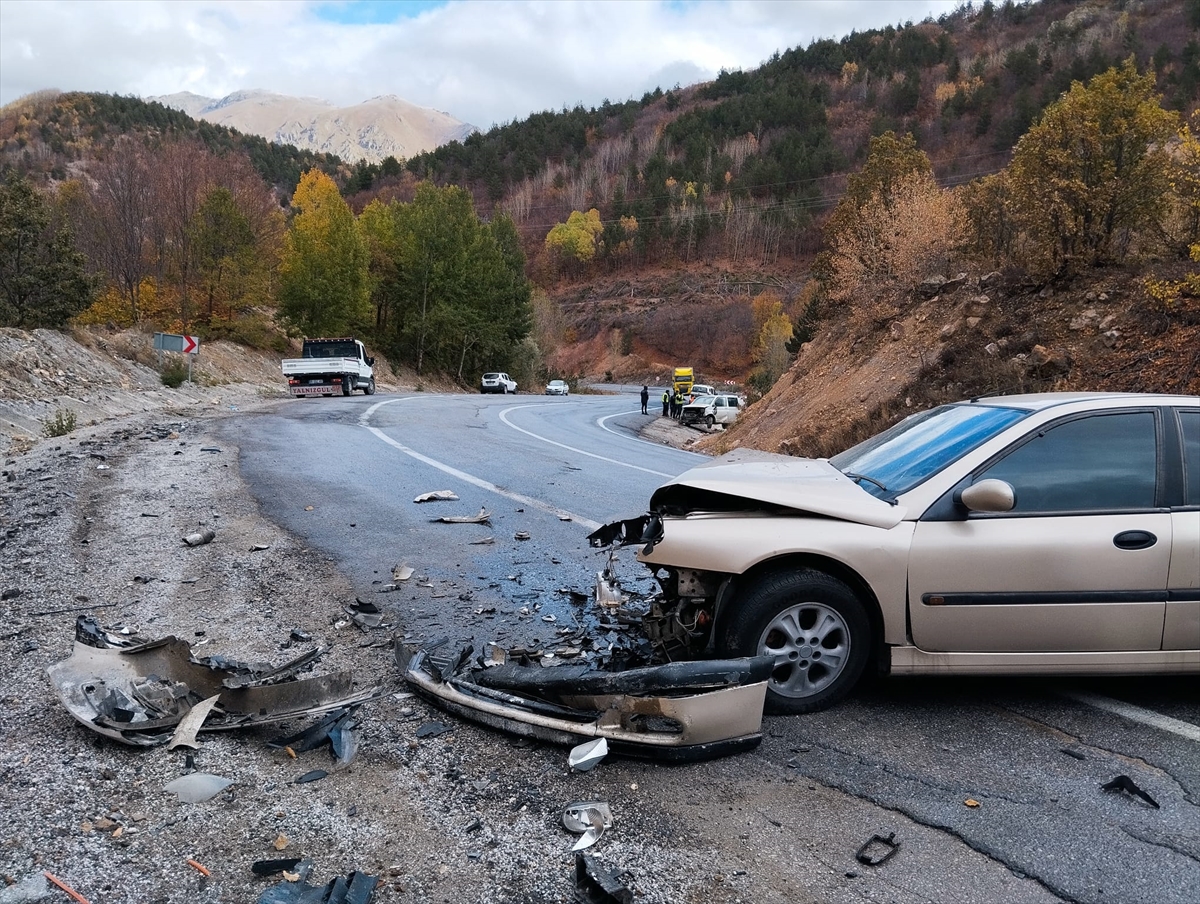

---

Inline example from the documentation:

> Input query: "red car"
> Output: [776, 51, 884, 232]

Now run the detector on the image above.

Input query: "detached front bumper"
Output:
[398, 644, 774, 763]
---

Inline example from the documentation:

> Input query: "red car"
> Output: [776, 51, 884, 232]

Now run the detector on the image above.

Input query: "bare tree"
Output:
[88, 137, 152, 321]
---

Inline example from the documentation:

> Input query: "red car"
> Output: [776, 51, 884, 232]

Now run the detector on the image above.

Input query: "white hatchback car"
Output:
[545, 379, 569, 396]
[591, 393, 1200, 713]
[480, 372, 517, 394]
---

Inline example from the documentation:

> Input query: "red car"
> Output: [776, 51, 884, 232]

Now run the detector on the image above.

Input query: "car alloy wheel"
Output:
[720, 569, 870, 714]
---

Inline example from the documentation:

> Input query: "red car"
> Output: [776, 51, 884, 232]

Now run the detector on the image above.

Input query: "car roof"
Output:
[960, 391, 1198, 411]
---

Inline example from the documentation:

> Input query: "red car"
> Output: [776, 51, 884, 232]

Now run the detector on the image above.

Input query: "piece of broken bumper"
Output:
[397, 643, 774, 762]
[47, 617, 379, 746]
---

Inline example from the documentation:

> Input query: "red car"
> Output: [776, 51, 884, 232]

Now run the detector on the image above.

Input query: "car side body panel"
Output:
[1165, 508, 1200, 650]
[888, 646, 1200, 674]
[907, 512, 1172, 651]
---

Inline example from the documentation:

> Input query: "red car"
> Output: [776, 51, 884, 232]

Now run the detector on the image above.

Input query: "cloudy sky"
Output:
[1, 0, 959, 129]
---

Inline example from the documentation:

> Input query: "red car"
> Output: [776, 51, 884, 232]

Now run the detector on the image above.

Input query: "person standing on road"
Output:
[661, 389, 670, 417]
[640, 385, 649, 415]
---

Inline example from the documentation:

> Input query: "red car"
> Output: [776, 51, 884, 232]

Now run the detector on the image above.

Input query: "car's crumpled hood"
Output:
[649, 449, 905, 529]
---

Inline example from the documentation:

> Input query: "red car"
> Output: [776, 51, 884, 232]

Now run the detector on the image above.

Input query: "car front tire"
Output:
[719, 569, 871, 714]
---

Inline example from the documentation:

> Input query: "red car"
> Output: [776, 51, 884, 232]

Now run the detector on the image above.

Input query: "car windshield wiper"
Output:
[843, 472, 889, 492]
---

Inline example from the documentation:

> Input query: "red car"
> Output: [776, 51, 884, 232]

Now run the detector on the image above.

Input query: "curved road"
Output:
[223, 390, 703, 648]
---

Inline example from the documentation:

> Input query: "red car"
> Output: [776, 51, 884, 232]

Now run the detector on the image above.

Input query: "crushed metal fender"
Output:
[396, 640, 773, 763]
[47, 616, 380, 746]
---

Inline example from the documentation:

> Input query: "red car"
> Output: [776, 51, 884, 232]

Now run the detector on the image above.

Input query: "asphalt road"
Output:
[222, 390, 1200, 904]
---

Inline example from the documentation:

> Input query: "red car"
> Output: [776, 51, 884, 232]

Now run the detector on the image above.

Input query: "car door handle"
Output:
[1113, 530, 1157, 550]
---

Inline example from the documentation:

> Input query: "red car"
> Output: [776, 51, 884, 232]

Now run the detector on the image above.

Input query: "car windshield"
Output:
[829, 403, 1031, 500]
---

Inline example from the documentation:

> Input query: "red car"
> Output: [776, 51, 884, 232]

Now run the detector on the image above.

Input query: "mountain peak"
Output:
[149, 89, 474, 163]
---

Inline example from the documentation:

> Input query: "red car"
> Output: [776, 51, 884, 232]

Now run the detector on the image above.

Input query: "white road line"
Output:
[1064, 691, 1200, 743]
[359, 398, 601, 530]
[498, 404, 677, 477]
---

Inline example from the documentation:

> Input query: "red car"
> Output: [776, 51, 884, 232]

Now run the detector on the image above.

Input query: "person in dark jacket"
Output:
[640, 385, 649, 414]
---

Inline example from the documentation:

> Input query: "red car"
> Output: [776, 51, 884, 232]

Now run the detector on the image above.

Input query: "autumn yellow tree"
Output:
[1160, 112, 1200, 256]
[825, 162, 964, 309]
[278, 170, 370, 337]
[544, 209, 603, 272]
[749, 304, 795, 396]
[1006, 59, 1178, 273]
[1143, 114, 1200, 313]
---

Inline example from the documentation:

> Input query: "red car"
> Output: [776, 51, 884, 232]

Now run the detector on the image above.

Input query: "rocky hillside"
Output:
[150, 90, 476, 164]
[701, 263, 1200, 459]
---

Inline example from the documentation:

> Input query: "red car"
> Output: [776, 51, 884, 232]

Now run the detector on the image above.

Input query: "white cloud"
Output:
[0, 0, 959, 128]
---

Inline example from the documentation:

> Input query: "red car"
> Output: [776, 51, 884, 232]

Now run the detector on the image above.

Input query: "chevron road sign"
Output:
[153, 333, 201, 354]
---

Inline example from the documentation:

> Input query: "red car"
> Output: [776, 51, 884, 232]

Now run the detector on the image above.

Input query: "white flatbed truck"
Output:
[282, 337, 376, 397]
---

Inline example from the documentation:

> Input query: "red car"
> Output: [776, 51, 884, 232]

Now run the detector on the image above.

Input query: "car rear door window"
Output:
[980, 411, 1158, 513]
[1180, 410, 1199, 506]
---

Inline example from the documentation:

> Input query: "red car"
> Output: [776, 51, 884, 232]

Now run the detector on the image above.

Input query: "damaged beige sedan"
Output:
[590, 393, 1200, 713]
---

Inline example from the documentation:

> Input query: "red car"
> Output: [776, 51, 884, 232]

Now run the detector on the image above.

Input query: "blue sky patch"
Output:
[313, 1, 445, 26]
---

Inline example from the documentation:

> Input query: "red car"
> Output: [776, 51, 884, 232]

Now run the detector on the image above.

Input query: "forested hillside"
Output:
[0, 91, 345, 195]
[383, 0, 1198, 272]
[1, 0, 1196, 430]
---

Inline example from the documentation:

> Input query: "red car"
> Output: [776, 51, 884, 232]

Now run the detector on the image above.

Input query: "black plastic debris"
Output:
[574, 852, 632, 904]
[345, 599, 384, 630]
[855, 831, 900, 865]
[416, 721, 452, 739]
[586, 517, 651, 550]
[269, 706, 362, 765]
[294, 769, 329, 784]
[1101, 775, 1160, 809]
[1060, 747, 1087, 760]
[256, 860, 378, 904]
[251, 858, 302, 877]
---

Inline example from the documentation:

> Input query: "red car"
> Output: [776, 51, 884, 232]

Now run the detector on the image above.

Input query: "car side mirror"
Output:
[959, 479, 1016, 513]
[366, 356, 375, 366]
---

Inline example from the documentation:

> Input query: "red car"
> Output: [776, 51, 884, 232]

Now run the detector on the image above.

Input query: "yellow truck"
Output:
[672, 367, 694, 396]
